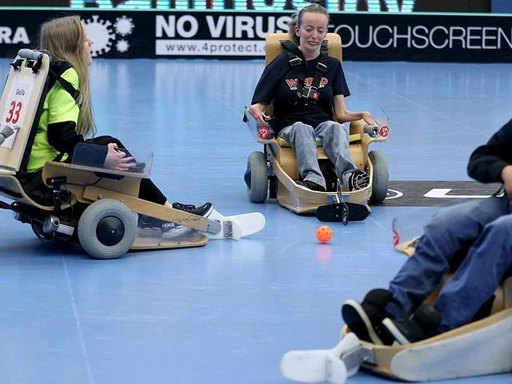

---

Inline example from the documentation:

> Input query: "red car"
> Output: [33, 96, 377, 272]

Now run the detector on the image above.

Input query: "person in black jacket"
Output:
[341, 119, 512, 345]
[248, 5, 376, 192]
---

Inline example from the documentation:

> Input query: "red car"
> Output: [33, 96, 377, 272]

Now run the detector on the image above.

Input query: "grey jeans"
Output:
[278, 121, 356, 188]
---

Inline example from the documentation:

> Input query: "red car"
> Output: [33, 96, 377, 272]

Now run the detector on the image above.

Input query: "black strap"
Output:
[306, 60, 327, 101]
[49, 67, 83, 107]
[18, 78, 51, 176]
[52, 152, 66, 163]
[10, 58, 23, 71]
[280, 40, 329, 104]
[17, 61, 83, 179]
[47, 63, 83, 161]
[281, 40, 306, 85]
[44, 68, 83, 164]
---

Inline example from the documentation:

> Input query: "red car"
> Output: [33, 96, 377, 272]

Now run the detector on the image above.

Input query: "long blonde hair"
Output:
[288, 4, 330, 45]
[40, 16, 96, 138]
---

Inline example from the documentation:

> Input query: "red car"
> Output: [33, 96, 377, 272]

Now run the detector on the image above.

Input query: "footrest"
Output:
[316, 202, 370, 224]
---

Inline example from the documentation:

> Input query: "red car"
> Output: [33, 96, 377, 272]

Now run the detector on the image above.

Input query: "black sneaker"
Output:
[342, 169, 370, 191]
[137, 215, 165, 237]
[382, 304, 441, 344]
[137, 216, 199, 240]
[296, 180, 326, 192]
[172, 202, 213, 217]
[341, 289, 395, 345]
[137, 203, 213, 238]
[160, 222, 197, 240]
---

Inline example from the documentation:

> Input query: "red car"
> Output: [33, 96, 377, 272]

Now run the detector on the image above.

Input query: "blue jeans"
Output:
[385, 195, 512, 331]
[278, 121, 355, 189]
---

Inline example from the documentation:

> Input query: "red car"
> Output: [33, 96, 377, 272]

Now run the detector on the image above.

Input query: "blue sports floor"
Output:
[0, 58, 511, 384]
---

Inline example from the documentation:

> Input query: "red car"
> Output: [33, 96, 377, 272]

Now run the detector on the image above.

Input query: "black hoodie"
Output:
[467, 119, 512, 184]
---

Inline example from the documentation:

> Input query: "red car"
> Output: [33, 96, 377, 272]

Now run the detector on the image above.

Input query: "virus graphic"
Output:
[84, 15, 115, 57]
[114, 15, 134, 36]
[116, 39, 130, 53]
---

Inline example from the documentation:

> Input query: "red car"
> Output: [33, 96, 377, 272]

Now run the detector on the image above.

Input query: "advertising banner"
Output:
[0, 10, 510, 62]
[0, 0, 491, 13]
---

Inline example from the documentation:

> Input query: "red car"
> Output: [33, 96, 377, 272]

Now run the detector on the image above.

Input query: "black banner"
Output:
[0, 0, 492, 12]
[0, 10, 510, 62]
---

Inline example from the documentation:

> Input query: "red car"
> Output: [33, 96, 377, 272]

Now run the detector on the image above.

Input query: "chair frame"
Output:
[0, 50, 213, 259]
[245, 33, 389, 215]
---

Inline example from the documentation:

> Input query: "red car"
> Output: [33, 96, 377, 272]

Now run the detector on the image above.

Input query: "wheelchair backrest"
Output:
[263, 33, 343, 117]
[0, 50, 50, 175]
[265, 32, 343, 64]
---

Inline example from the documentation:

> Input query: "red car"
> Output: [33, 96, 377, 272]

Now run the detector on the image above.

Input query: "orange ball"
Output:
[316, 225, 333, 243]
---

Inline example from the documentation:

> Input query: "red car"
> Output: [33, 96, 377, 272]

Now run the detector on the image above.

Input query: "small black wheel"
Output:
[369, 150, 389, 204]
[245, 151, 268, 203]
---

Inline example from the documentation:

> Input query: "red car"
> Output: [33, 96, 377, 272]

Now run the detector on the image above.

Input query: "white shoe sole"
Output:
[382, 318, 409, 345]
[342, 299, 384, 345]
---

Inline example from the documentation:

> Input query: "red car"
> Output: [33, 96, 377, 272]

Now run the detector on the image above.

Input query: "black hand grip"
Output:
[363, 124, 379, 137]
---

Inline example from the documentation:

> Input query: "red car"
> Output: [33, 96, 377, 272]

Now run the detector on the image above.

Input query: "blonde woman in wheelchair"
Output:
[20, 16, 213, 240]
[248, 4, 376, 193]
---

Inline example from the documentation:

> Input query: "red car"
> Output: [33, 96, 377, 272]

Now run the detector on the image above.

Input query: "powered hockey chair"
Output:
[0, 50, 253, 259]
[244, 33, 389, 216]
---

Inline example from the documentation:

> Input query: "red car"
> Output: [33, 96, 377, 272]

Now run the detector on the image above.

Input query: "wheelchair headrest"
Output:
[265, 33, 343, 64]
[17, 49, 44, 62]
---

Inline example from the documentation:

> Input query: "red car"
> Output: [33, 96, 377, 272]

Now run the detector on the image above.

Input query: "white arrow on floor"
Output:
[424, 188, 495, 199]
